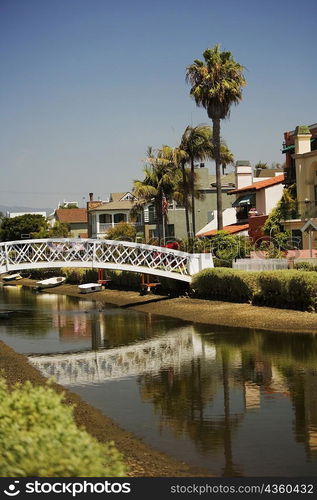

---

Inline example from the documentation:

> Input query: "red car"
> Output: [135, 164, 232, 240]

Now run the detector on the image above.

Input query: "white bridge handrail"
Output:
[0, 238, 213, 282]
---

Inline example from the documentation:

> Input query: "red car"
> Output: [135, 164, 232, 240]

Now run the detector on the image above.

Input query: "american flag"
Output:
[162, 194, 168, 215]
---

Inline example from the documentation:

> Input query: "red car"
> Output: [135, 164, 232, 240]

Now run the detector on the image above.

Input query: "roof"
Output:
[209, 172, 235, 187]
[228, 174, 285, 194]
[55, 208, 87, 223]
[89, 200, 136, 211]
[198, 223, 249, 237]
[110, 192, 136, 202]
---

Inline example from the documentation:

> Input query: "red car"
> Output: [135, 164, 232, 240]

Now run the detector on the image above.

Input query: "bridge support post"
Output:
[4, 244, 9, 272]
[188, 253, 213, 276]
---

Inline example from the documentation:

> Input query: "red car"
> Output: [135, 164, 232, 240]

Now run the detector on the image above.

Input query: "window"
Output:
[99, 214, 112, 223]
[291, 229, 303, 250]
[167, 224, 175, 237]
[114, 213, 126, 223]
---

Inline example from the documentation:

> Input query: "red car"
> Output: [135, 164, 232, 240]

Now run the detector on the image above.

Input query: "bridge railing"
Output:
[0, 238, 213, 281]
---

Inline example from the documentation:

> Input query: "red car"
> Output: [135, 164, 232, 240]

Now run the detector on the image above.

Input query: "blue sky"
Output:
[1, 0, 316, 209]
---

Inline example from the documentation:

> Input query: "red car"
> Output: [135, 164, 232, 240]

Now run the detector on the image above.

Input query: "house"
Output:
[8, 211, 47, 218]
[48, 207, 88, 238]
[282, 123, 317, 188]
[197, 161, 284, 240]
[281, 125, 317, 254]
[159, 165, 236, 240]
[87, 192, 143, 239]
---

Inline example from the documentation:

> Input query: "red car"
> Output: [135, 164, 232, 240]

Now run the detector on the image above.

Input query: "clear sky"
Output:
[1, 0, 316, 210]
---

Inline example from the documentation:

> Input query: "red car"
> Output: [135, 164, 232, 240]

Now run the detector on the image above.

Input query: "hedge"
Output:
[191, 268, 258, 303]
[254, 270, 317, 312]
[0, 377, 126, 477]
[191, 268, 317, 311]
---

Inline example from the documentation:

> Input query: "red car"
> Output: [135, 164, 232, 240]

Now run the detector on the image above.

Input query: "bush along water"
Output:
[0, 377, 126, 477]
[191, 268, 258, 303]
[191, 268, 317, 312]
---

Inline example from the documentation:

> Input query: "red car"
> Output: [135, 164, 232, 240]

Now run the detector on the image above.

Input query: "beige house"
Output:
[87, 192, 143, 239]
[282, 125, 317, 253]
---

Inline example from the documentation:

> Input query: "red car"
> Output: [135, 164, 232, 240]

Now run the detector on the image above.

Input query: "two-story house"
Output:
[282, 125, 317, 254]
[87, 192, 143, 239]
[197, 161, 284, 240]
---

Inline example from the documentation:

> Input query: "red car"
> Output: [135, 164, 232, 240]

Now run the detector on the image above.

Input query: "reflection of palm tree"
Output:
[221, 348, 243, 476]
[139, 349, 245, 474]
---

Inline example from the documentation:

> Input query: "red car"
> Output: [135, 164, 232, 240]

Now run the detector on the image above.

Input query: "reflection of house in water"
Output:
[244, 382, 260, 410]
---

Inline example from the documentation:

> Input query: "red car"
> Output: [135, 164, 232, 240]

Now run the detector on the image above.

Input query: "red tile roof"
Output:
[229, 174, 285, 194]
[55, 208, 87, 223]
[199, 223, 249, 237]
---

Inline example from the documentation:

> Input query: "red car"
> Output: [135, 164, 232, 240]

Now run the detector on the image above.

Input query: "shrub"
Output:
[294, 261, 317, 272]
[106, 222, 137, 242]
[106, 270, 140, 290]
[0, 377, 126, 477]
[254, 270, 317, 312]
[61, 268, 98, 284]
[191, 268, 258, 303]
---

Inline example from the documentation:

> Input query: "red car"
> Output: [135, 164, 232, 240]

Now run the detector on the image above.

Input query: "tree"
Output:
[34, 221, 70, 238]
[133, 146, 177, 243]
[219, 142, 235, 175]
[106, 221, 137, 242]
[0, 214, 48, 241]
[186, 44, 246, 231]
[179, 124, 213, 236]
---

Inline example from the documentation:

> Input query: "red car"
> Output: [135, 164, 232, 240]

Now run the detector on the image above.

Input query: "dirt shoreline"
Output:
[1, 278, 316, 477]
[18, 278, 317, 334]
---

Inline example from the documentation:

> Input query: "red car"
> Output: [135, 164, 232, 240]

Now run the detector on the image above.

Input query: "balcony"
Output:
[98, 222, 143, 234]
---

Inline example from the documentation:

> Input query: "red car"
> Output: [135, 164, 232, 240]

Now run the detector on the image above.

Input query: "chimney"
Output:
[89, 192, 93, 201]
[294, 125, 311, 155]
[235, 161, 252, 190]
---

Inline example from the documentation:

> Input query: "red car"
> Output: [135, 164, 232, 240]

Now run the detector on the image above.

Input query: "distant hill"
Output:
[0, 205, 53, 217]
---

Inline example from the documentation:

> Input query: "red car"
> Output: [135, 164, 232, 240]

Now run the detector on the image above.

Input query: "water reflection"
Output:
[1, 285, 317, 475]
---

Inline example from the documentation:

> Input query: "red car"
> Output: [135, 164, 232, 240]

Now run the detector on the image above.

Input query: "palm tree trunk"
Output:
[190, 157, 196, 237]
[213, 118, 223, 230]
[181, 162, 191, 238]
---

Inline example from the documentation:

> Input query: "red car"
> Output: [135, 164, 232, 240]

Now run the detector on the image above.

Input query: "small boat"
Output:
[35, 276, 66, 291]
[2, 273, 23, 282]
[78, 283, 103, 294]
[0, 310, 14, 319]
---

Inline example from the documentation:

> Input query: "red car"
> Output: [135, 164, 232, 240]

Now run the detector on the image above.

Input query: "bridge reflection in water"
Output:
[28, 328, 216, 385]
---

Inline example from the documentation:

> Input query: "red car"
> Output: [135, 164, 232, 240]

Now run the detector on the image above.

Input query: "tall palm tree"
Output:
[180, 124, 213, 237]
[186, 44, 246, 230]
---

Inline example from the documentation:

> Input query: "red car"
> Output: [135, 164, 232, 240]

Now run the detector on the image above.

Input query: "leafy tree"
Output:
[186, 44, 246, 231]
[263, 185, 298, 237]
[0, 214, 48, 241]
[34, 221, 70, 238]
[106, 221, 137, 242]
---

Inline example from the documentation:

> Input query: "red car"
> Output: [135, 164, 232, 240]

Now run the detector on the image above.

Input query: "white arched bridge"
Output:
[0, 238, 213, 282]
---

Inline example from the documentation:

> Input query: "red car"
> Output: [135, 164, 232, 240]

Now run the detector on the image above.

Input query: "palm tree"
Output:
[186, 44, 246, 230]
[219, 142, 235, 175]
[180, 124, 213, 237]
[132, 147, 176, 243]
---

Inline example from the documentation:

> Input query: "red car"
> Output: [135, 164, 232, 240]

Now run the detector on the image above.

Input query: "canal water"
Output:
[1, 284, 317, 477]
